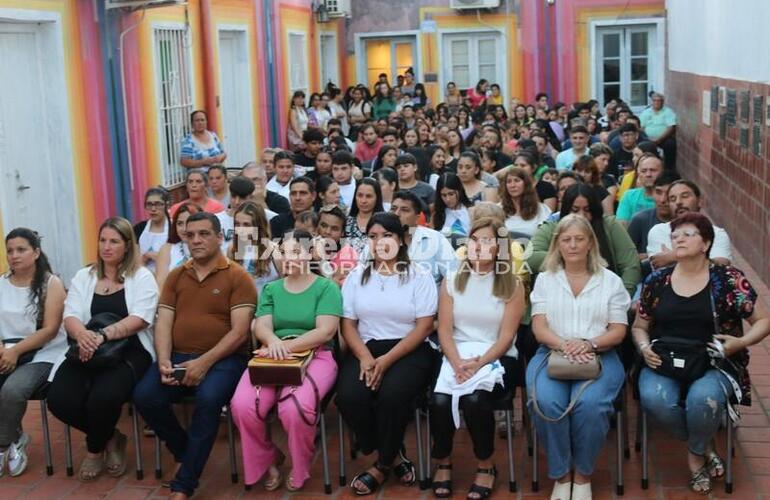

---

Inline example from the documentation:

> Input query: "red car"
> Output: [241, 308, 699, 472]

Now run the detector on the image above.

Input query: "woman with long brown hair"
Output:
[498, 167, 551, 237]
[229, 201, 282, 294]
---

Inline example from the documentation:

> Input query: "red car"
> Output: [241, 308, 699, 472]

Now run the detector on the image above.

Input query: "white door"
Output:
[596, 25, 658, 111]
[319, 33, 338, 87]
[442, 32, 505, 101]
[0, 22, 82, 282]
[218, 30, 256, 168]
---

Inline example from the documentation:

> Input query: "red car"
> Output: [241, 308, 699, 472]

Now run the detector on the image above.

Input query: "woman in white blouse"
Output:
[0, 228, 67, 477]
[337, 212, 438, 496]
[430, 217, 526, 499]
[47, 218, 159, 483]
[525, 214, 630, 500]
[499, 167, 551, 237]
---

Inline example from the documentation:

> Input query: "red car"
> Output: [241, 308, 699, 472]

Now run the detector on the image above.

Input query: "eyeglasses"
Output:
[671, 229, 700, 239]
[145, 202, 166, 209]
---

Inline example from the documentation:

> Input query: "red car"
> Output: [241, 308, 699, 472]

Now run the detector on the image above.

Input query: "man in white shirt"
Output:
[332, 150, 358, 208]
[390, 191, 456, 284]
[265, 150, 295, 201]
[647, 180, 732, 268]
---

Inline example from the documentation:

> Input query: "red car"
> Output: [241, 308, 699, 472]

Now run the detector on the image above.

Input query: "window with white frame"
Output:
[153, 27, 194, 187]
[288, 32, 308, 94]
[319, 33, 339, 87]
[442, 32, 503, 92]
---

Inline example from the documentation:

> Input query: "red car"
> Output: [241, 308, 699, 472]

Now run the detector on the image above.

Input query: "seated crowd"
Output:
[1, 79, 769, 500]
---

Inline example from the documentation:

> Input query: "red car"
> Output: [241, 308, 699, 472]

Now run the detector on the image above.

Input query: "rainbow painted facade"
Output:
[0, 0, 664, 280]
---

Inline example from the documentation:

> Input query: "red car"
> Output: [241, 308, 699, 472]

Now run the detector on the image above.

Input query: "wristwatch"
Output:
[97, 329, 109, 343]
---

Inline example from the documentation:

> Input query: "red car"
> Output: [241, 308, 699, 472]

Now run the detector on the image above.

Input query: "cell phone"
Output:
[172, 367, 187, 382]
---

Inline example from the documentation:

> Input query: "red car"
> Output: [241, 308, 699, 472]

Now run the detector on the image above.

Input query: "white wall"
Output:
[667, 0, 770, 83]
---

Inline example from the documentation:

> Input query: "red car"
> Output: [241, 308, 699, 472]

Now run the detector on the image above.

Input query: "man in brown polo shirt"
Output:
[133, 212, 256, 500]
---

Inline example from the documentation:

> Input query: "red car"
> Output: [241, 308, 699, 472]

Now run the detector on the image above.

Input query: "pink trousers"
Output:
[230, 349, 337, 486]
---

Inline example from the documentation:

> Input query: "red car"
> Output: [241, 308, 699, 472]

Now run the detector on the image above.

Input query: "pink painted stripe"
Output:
[274, 5, 288, 148]
[254, 0, 272, 147]
[76, 0, 113, 220]
[519, 0, 541, 101]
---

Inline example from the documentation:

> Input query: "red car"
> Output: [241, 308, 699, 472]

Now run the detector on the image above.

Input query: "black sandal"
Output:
[393, 447, 416, 486]
[467, 466, 497, 500]
[431, 463, 453, 498]
[351, 462, 390, 496]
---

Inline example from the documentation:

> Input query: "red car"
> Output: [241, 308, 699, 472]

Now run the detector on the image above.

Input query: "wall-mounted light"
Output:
[546, 0, 555, 5]
[315, 2, 330, 23]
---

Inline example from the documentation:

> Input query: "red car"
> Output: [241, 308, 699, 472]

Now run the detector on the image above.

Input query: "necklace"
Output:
[373, 272, 387, 291]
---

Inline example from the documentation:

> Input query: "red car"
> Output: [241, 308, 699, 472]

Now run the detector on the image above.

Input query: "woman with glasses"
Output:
[632, 212, 770, 494]
[133, 187, 170, 273]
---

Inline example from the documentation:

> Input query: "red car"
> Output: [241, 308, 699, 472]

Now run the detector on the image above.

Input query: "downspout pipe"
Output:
[264, 0, 279, 147]
[200, 0, 218, 131]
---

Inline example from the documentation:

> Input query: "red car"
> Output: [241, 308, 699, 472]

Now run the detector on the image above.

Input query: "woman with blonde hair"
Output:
[499, 167, 551, 237]
[48, 217, 159, 482]
[430, 217, 526, 499]
[229, 201, 282, 294]
[526, 214, 630, 500]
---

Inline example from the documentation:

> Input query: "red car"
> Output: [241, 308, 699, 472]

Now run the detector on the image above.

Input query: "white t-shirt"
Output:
[530, 267, 630, 340]
[138, 220, 168, 273]
[342, 265, 438, 344]
[504, 203, 551, 237]
[646, 221, 733, 262]
[0, 274, 68, 376]
[266, 177, 291, 201]
[216, 212, 235, 255]
[445, 270, 517, 358]
[338, 180, 357, 208]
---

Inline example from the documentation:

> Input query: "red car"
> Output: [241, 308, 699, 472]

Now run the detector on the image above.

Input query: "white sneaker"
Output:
[7, 433, 30, 477]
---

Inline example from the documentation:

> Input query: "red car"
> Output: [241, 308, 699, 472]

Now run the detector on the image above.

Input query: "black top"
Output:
[270, 212, 296, 239]
[610, 148, 634, 178]
[266, 190, 291, 215]
[651, 283, 715, 343]
[627, 208, 661, 253]
[294, 152, 316, 167]
[91, 289, 129, 319]
[535, 180, 556, 203]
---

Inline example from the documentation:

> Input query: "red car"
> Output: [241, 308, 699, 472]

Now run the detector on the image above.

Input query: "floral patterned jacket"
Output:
[638, 264, 757, 405]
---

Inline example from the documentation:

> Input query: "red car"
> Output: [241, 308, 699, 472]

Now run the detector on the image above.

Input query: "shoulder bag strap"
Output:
[276, 372, 321, 427]
[529, 350, 598, 423]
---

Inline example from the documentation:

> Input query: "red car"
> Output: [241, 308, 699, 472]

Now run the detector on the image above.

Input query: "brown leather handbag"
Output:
[248, 349, 314, 386]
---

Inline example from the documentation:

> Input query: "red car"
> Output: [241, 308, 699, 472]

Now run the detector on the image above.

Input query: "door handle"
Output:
[17, 185, 30, 191]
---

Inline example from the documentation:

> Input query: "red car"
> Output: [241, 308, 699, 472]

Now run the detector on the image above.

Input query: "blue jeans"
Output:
[638, 367, 731, 455]
[133, 353, 246, 496]
[526, 346, 624, 479]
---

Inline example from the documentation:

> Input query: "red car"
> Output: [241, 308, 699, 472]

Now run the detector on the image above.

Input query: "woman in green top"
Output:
[230, 229, 343, 492]
[527, 184, 641, 297]
[372, 83, 396, 120]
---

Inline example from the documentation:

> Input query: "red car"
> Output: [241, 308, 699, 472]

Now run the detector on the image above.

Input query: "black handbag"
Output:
[65, 312, 129, 370]
[650, 336, 711, 383]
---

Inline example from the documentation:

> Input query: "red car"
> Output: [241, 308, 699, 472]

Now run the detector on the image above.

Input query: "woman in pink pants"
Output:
[230, 229, 342, 492]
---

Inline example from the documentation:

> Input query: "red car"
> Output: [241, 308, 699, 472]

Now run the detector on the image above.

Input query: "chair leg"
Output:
[531, 419, 539, 492]
[39, 401, 53, 476]
[641, 412, 648, 489]
[131, 405, 144, 480]
[227, 408, 238, 484]
[635, 403, 643, 452]
[320, 412, 332, 494]
[621, 389, 630, 459]
[64, 424, 73, 477]
[338, 413, 346, 486]
[726, 417, 733, 494]
[522, 388, 533, 457]
[414, 408, 425, 488]
[616, 409, 624, 496]
[421, 406, 431, 490]
[505, 409, 516, 492]
[154, 435, 162, 479]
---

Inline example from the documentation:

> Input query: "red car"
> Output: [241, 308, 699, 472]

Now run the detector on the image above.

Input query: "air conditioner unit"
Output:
[324, 0, 351, 17]
[450, 0, 501, 9]
[106, 0, 186, 10]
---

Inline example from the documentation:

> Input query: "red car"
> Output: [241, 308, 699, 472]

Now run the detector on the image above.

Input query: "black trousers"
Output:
[48, 339, 151, 453]
[336, 339, 434, 467]
[430, 356, 520, 461]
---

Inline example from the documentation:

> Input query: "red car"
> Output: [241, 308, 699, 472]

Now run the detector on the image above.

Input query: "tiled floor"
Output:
[2, 252, 770, 499]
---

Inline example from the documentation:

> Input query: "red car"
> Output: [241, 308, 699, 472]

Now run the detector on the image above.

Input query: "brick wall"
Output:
[666, 70, 770, 283]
